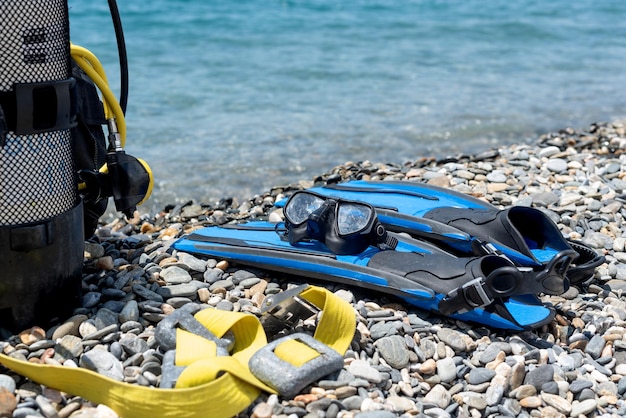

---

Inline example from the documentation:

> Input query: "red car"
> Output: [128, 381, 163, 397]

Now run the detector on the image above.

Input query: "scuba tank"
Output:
[0, 0, 83, 330]
[0, 0, 153, 331]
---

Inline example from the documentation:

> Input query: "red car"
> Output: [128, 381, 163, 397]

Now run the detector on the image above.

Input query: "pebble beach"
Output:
[1, 120, 626, 418]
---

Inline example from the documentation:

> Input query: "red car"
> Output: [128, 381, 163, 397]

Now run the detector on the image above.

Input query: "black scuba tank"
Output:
[0, 0, 83, 330]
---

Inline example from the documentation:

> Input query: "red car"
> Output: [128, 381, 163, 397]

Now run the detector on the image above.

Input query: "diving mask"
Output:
[283, 190, 397, 255]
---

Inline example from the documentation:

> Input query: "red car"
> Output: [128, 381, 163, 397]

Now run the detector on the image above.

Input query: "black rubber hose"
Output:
[107, 0, 128, 115]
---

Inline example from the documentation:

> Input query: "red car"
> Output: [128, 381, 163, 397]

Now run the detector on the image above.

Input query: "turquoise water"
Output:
[68, 0, 626, 210]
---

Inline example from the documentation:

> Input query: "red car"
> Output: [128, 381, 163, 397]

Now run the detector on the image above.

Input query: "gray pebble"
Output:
[436, 357, 457, 383]
[479, 342, 511, 364]
[617, 376, 626, 395]
[0, 374, 16, 393]
[208, 279, 234, 292]
[177, 252, 207, 272]
[12, 407, 42, 418]
[82, 292, 101, 308]
[55, 335, 83, 360]
[35, 395, 57, 418]
[546, 158, 568, 173]
[79, 349, 124, 381]
[571, 399, 598, 417]
[354, 412, 397, 418]
[132, 284, 164, 302]
[203, 268, 223, 284]
[424, 384, 451, 409]
[486, 171, 507, 183]
[348, 360, 382, 384]
[369, 321, 397, 340]
[467, 368, 495, 385]
[570, 379, 593, 394]
[119, 300, 140, 323]
[578, 388, 596, 401]
[524, 364, 554, 390]
[541, 381, 559, 394]
[341, 395, 364, 410]
[158, 283, 198, 298]
[160, 266, 192, 284]
[585, 334, 606, 359]
[375, 335, 409, 370]
[436, 328, 465, 353]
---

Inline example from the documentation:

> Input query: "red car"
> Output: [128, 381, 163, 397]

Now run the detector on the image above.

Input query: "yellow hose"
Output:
[70, 44, 126, 148]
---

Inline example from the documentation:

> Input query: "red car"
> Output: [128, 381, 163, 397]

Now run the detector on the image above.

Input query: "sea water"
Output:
[68, 0, 626, 211]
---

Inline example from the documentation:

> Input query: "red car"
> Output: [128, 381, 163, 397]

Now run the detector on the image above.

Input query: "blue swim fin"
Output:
[285, 180, 604, 285]
[174, 221, 555, 331]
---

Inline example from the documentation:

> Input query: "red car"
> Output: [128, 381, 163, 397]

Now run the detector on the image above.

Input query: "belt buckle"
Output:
[260, 284, 319, 335]
[248, 332, 344, 398]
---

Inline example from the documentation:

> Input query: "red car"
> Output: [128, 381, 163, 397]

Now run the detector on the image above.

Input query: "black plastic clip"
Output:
[440, 277, 493, 315]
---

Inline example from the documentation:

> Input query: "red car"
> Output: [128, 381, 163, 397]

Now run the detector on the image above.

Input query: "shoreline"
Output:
[0, 120, 625, 417]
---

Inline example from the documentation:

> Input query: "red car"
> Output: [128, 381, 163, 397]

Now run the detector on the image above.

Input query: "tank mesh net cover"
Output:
[0, 0, 77, 225]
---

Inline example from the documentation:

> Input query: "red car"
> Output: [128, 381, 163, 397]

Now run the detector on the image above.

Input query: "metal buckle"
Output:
[248, 333, 344, 398]
[260, 284, 319, 335]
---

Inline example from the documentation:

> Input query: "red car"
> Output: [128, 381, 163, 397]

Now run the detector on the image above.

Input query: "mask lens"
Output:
[285, 193, 325, 225]
[337, 203, 372, 235]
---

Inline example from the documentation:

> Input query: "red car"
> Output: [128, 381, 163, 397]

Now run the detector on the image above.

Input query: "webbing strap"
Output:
[0, 285, 356, 418]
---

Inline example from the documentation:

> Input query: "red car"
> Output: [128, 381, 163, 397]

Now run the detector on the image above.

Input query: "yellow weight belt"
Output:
[0, 285, 356, 418]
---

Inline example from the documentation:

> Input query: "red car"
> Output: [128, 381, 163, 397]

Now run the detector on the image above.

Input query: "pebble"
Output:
[375, 335, 409, 369]
[436, 357, 457, 383]
[436, 328, 466, 353]
[467, 368, 495, 385]
[1, 120, 625, 418]
[524, 364, 554, 390]
[571, 399, 598, 417]
[347, 360, 382, 384]
[424, 384, 451, 409]
[79, 350, 124, 381]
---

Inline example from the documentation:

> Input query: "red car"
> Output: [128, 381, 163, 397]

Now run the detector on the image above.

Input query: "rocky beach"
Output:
[1, 120, 625, 418]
